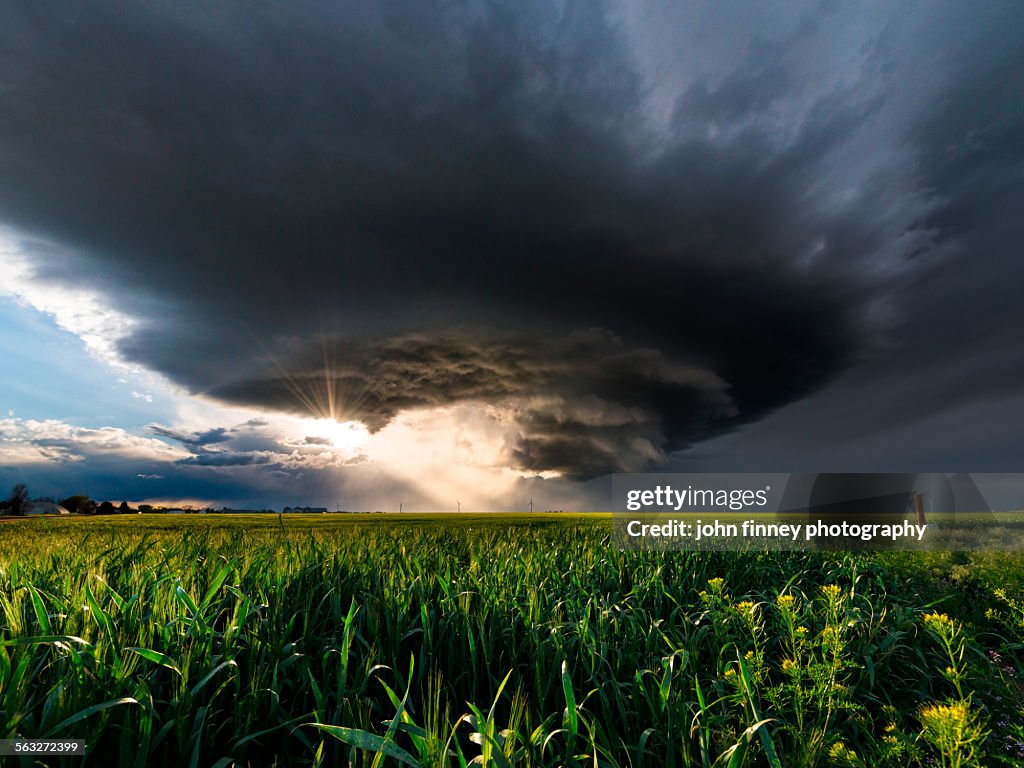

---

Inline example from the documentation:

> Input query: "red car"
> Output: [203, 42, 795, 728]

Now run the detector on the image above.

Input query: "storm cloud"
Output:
[1, 1, 1021, 477]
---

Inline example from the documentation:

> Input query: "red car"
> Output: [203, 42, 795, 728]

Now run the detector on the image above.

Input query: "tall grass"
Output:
[0, 516, 1022, 766]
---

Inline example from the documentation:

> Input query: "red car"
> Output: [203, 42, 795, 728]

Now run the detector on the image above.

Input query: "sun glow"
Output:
[303, 417, 370, 452]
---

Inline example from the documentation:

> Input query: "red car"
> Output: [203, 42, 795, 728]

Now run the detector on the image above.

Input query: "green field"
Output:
[1, 514, 1023, 766]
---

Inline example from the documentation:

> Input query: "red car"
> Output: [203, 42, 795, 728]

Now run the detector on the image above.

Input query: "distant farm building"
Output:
[26, 501, 71, 516]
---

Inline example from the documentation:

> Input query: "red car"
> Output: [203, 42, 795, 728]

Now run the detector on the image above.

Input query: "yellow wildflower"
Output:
[827, 741, 860, 766]
[918, 700, 986, 758]
[922, 612, 955, 634]
[821, 584, 842, 603]
[735, 600, 756, 615]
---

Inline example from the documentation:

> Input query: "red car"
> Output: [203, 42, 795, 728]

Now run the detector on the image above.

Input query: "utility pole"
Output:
[529, 497, 533, 513]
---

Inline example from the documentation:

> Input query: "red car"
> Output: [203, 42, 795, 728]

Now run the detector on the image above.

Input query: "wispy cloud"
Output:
[0, 416, 189, 465]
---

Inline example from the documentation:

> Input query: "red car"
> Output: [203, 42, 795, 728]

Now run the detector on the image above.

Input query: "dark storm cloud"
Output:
[679, 2, 1024, 472]
[147, 425, 232, 448]
[178, 452, 271, 467]
[889, 5, 1024, 387]
[209, 329, 738, 476]
[2, 1, 1018, 476]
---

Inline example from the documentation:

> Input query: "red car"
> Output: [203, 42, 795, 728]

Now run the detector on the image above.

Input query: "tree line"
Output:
[0, 483, 150, 516]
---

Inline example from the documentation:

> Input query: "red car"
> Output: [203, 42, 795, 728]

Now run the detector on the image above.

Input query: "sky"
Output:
[1, 1, 1022, 511]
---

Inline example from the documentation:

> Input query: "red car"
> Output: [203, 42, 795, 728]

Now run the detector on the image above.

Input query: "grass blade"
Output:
[27, 585, 52, 635]
[43, 697, 139, 737]
[126, 647, 182, 677]
[306, 724, 421, 767]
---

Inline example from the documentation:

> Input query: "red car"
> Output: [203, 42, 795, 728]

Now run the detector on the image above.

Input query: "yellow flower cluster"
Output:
[827, 741, 860, 766]
[734, 600, 757, 615]
[922, 611, 956, 635]
[918, 699, 986, 760]
[919, 700, 972, 729]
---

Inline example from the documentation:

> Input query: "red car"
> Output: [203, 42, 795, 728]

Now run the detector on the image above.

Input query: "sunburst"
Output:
[302, 417, 369, 452]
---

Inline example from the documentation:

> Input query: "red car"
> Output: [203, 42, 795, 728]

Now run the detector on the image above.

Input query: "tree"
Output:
[97, 501, 115, 515]
[138, 504, 154, 514]
[61, 495, 96, 515]
[7, 484, 31, 516]
[118, 501, 131, 514]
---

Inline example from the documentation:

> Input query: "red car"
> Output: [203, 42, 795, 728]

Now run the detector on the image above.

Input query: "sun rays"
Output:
[301, 417, 369, 452]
